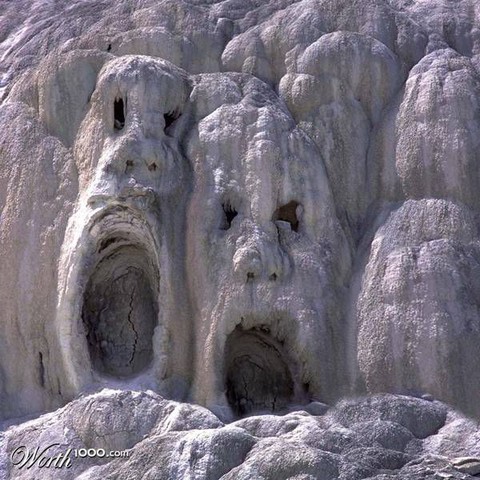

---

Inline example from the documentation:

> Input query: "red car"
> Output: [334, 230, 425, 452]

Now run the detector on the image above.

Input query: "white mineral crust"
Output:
[1, 0, 480, 478]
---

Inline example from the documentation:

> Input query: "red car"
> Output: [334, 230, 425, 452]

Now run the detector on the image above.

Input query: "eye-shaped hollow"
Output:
[114, 97, 126, 131]
[164, 110, 181, 133]
[273, 201, 300, 232]
[221, 202, 238, 230]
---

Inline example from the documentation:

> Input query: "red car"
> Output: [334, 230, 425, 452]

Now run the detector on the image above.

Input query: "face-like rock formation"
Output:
[47, 55, 195, 406]
[185, 74, 351, 415]
[1, 0, 480, 431]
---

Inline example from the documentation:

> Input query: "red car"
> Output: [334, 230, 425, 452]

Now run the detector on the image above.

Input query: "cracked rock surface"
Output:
[83, 258, 157, 377]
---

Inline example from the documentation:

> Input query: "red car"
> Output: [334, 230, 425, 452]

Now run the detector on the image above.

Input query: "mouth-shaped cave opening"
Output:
[82, 241, 158, 378]
[225, 325, 295, 417]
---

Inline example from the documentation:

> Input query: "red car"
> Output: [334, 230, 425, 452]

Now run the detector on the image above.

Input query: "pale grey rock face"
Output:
[1, 390, 479, 480]
[54, 55, 194, 400]
[185, 73, 351, 415]
[357, 199, 480, 418]
[1, 0, 480, 477]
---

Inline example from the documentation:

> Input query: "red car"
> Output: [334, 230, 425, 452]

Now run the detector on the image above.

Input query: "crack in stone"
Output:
[82, 243, 157, 377]
[226, 326, 295, 416]
[126, 287, 139, 366]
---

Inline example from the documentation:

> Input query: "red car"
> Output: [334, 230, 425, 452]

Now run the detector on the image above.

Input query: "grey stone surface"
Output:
[0, 390, 479, 479]
[2, 0, 480, 477]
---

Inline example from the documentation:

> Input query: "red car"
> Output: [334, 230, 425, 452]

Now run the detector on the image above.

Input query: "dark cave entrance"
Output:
[82, 243, 157, 378]
[114, 97, 126, 130]
[225, 325, 295, 416]
[273, 200, 300, 232]
[164, 110, 180, 133]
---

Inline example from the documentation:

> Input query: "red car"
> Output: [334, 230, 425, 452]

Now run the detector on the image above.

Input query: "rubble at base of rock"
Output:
[2, 391, 480, 479]
[2, 0, 480, 478]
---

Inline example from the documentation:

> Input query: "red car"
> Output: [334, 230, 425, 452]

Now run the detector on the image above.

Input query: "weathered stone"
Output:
[2, 0, 480, 478]
[451, 457, 480, 476]
[1, 391, 477, 479]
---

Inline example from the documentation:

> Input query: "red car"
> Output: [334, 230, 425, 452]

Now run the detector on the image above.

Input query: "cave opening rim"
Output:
[80, 205, 161, 381]
[223, 320, 310, 418]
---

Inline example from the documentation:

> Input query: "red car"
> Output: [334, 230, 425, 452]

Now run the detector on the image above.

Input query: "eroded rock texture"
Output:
[1, 0, 480, 477]
[82, 245, 158, 377]
[1, 390, 480, 479]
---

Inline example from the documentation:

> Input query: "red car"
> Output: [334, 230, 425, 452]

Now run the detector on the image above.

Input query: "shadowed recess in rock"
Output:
[164, 109, 180, 134]
[273, 201, 300, 232]
[221, 201, 238, 230]
[82, 241, 157, 378]
[225, 325, 295, 416]
[113, 97, 126, 130]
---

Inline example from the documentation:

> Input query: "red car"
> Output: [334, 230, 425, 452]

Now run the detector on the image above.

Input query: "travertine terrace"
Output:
[1, 0, 480, 478]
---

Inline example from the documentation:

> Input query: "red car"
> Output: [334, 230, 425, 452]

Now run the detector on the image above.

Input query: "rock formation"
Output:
[1, 0, 480, 477]
[2, 390, 480, 480]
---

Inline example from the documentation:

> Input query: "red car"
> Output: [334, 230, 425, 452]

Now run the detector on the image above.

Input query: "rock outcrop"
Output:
[1, 0, 480, 477]
[2, 390, 480, 479]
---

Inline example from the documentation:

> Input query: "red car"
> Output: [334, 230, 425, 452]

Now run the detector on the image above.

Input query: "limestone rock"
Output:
[1, 0, 480, 477]
[1, 391, 479, 479]
[357, 200, 480, 418]
[452, 458, 480, 476]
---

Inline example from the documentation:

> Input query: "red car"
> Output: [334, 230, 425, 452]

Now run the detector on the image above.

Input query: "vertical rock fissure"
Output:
[38, 352, 45, 388]
[127, 286, 139, 366]
[114, 97, 126, 130]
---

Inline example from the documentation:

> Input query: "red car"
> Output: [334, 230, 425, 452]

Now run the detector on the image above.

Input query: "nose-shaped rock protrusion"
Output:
[108, 128, 146, 174]
[233, 247, 263, 282]
[233, 234, 287, 283]
[88, 128, 161, 206]
[109, 123, 162, 173]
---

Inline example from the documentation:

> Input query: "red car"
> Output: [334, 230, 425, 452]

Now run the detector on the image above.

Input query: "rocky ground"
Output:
[2, 0, 480, 478]
[1, 391, 479, 479]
